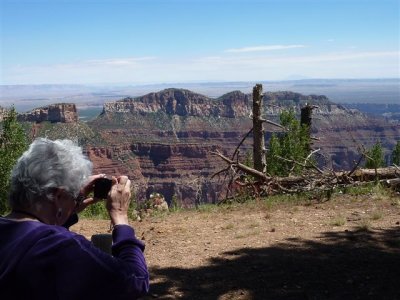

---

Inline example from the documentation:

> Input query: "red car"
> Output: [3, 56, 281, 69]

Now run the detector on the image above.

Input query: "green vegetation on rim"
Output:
[365, 141, 385, 169]
[0, 108, 28, 214]
[266, 109, 311, 176]
[391, 140, 400, 165]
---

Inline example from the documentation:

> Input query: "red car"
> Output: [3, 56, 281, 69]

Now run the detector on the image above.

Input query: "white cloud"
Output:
[2, 51, 399, 84]
[224, 44, 307, 53]
[271, 51, 399, 63]
[85, 57, 157, 66]
[191, 51, 399, 68]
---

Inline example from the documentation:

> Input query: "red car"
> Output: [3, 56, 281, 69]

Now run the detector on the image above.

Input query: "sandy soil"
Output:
[72, 193, 400, 300]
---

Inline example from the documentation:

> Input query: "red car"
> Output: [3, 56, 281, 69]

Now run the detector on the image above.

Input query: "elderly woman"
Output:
[0, 138, 149, 299]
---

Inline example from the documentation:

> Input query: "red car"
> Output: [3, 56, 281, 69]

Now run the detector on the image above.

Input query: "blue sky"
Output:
[1, 0, 399, 84]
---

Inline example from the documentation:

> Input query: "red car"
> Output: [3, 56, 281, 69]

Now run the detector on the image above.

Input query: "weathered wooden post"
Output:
[300, 103, 317, 152]
[253, 84, 266, 173]
[300, 104, 313, 128]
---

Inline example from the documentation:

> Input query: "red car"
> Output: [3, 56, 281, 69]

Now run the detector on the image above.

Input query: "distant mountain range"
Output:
[343, 103, 400, 123]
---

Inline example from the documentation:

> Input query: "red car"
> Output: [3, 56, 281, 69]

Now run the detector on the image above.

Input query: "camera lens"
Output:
[93, 178, 113, 199]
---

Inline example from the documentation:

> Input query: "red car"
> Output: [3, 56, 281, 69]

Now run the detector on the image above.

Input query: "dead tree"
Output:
[252, 84, 266, 173]
[300, 104, 315, 128]
[300, 104, 318, 152]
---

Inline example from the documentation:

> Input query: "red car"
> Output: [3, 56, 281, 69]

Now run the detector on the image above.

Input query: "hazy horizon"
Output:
[1, 76, 399, 87]
[1, 78, 399, 113]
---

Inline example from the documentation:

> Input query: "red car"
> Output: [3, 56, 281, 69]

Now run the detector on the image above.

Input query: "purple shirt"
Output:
[0, 217, 149, 299]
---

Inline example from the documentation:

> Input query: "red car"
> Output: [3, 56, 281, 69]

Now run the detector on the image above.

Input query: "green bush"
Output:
[392, 141, 400, 165]
[365, 141, 385, 169]
[80, 194, 137, 220]
[266, 109, 311, 176]
[80, 201, 109, 219]
[340, 183, 374, 196]
[0, 108, 28, 215]
[170, 195, 183, 212]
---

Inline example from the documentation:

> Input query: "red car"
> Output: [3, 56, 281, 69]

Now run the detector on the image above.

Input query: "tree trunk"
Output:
[344, 167, 399, 181]
[300, 104, 317, 152]
[252, 84, 266, 173]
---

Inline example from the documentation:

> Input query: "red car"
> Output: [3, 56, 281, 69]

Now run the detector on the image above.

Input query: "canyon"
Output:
[2, 88, 399, 205]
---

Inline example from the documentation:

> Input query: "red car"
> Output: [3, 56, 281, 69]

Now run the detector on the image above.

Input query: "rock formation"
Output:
[20, 89, 400, 206]
[102, 88, 251, 118]
[17, 103, 78, 123]
[101, 88, 332, 119]
[83, 89, 400, 205]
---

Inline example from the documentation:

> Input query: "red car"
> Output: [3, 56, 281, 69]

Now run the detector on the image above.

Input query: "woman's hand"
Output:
[106, 176, 132, 226]
[75, 174, 106, 214]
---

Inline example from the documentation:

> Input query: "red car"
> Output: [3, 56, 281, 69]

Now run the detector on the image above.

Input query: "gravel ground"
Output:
[73, 192, 400, 299]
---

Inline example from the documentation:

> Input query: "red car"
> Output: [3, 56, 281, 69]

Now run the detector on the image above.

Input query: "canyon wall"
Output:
[17, 103, 78, 123]
[15, 89, 399, 205]
[85, 89, 399, 204]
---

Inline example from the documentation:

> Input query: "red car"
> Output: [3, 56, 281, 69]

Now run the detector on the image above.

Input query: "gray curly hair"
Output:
[9, 138, 93, 209]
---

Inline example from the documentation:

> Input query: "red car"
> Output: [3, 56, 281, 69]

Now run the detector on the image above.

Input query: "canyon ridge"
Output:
[3, 88, 399, 205]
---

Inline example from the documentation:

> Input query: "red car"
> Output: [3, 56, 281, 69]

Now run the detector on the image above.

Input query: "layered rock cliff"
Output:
[17, 103, 78, 123]
[85, 88, 399, 205]
[17, 89, 399, 205]
[102, 88, 251, 118]
[101, 88, 332, 118]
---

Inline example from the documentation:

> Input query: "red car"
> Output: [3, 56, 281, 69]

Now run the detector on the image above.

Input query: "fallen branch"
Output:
[260, 119, 285, 129]
[348, 155, 364, 177]
[384, 178, 400, 189]
[349, 167, 399, 181]
[213, 148, 400, 201]
[273, 150, 324, 175]
[211, 150, 271, 181]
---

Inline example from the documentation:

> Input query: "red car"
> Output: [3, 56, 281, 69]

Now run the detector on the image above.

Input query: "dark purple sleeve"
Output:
[58, 225, 150, 299]
[12, 222, 149, 300]
[110, 225, 149, 295]
[112, 224, 145, 252]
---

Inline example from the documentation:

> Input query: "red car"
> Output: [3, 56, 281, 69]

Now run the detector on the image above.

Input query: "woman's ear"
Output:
[52, 188, 71, 210]
[51, 188, 74, 226]
[52, 188, 64, 205]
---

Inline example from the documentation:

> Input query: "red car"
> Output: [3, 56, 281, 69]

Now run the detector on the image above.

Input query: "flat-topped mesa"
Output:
[17, 103, 78, 123]
[263, 91, 329, 103]
[102, 88, 251, 118]
[101, 88, 349, 119]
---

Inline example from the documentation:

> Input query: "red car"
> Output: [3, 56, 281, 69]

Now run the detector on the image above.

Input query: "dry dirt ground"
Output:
[73, 192, 400, 300]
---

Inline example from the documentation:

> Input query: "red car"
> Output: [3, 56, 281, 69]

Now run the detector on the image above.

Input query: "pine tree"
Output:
[365, 141, 385, 169]
[392, 141, 400, 165]
[0, 107, 28, 214]
[266, 133, 281, 175]
[266, 109, 311, 176]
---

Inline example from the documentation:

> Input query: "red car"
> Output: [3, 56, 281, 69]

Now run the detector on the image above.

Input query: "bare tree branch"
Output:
[211, 150, 271, 181]
[231, 127, 253, 161]
[260, 119, 285, 129]
[348, 155, 364, 177]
